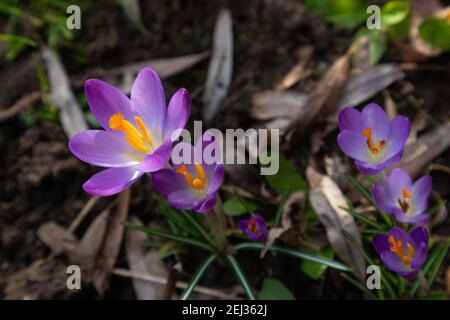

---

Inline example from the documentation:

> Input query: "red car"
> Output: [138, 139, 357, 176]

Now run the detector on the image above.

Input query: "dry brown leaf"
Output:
[394, 122, 450, 177]
[286, 49, 351, 143]
[125, 216, 168, 300]
[336, 64, 404, 111]
[275, 46, 313, 91]
[93, 190, 130, 294]
[306, 167, 366, 281]
[37, 221, 78, 257]
[41, 46, 88, 138]
[202, 8, 233, 121]
[73, 189, 130, 294]
[106, 52, 210, 94]
[260, 191, 305, 258]
[251, 90, 307, 120]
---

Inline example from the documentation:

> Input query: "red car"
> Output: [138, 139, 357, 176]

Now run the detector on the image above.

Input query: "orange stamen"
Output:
[362, 127, 385, 155]
[402, 188, 411, 199]
[388, 235, 415, 266]
[176, 164, 206, 190]
[248, 219, 259, 233]
[109, 113, 152, 153]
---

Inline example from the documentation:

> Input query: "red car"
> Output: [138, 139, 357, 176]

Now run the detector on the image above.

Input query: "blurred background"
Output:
[0, 0, 449, 299]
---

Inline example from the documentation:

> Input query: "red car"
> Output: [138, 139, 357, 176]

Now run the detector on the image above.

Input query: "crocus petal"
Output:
[152, 168, 185, 196]
[131, 67, 166, 130]
[337, 131, 368, 162]
[69, 130, 141, 167]
[410, 227, 429, 248]
[361, 103, 390, 141]
[83, 166, 142, 196]
[139, 140, 172, 172]
[167, 190, 200, 210]
[372, 183, 393, 213]
[411, 176, 432, 213]
[386, 115, 410, 158]
[164, 88, 191, 140]
[402, 270, 420, 280]
[338, 107, 364, 132]
[373, 234, 390, 255]
[411, 244, 428, 270]
[387, 168, 413, 202]
[380, 251, 411, 273]
[207, 164, 224, 194]
[355, 149, 403, 175]
[195, 194, 217, 213]
[85, 79, 134, 130]
[392, 208, 428, 225]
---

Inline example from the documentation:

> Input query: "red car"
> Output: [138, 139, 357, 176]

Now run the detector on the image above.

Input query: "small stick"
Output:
[68, 196, 100, 233]
[112, 268, 242, 300]
[0, 91, 42, 122]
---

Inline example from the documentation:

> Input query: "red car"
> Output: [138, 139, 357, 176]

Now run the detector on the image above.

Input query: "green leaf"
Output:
[354, 28, 387, 65]
[226, 254, 256, 300]
[419, 18, 450, 51]
[263, 154, 307, 195]
[235, 242, 351, 271]
[381, 0, 411, 39]
[306, 0, 367, 29]
[180, 254, 218, 300]
[257, 278, 295, 300]
[300, 247, 334, 279]
[223, 199, 259, 216]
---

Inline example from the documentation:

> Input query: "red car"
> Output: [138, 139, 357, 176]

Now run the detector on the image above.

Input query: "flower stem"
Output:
[205, 195, 228, 252]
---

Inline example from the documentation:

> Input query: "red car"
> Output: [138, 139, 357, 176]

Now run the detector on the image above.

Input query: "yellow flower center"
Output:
[109, 113, 152, 153]
[176, 164, 206, 190]
[388, 235, 416, 266]
[248, 219, 259, 234]
[362, 127, 385, 155]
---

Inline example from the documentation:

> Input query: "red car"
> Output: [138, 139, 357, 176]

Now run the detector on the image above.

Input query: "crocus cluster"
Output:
[337, 103, 432, 280]
[69, 67, 223, 213]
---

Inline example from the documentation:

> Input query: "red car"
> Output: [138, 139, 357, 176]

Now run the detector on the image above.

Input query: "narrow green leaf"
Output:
[180, 254, 218, 300]
[340, 272, 377, 299]
[124, 222, 214, 252]
[258, 278, 295, 300]
[235, 242, 351, 271]
[427, 241, 450, 290]
[410, 246, 440, 298]
[181, 210, 216, 248]
[226, 254, 256, 300]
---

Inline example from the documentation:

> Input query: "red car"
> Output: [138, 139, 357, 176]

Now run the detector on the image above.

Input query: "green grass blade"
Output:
[346, 174, 374, 206]
[427, 241, 450, 290]
[235, 242, 351, 271]
[340, 272, 377, 300]
[410, 246, 440, 298]
[226, 254, 256, 300]
[181, 210, 216, 248]
[180, 254, 218, 300]
[124, 222, 214, 252]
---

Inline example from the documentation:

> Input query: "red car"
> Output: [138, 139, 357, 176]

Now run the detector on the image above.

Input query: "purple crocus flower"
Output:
[337, 103, 411, 175]
[151, 133, 224, 213]
[68, 67, 190, 196]
[238, 214, 268, 242]
[372, 168, 432, 225]
[373, 227, 428, 280]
